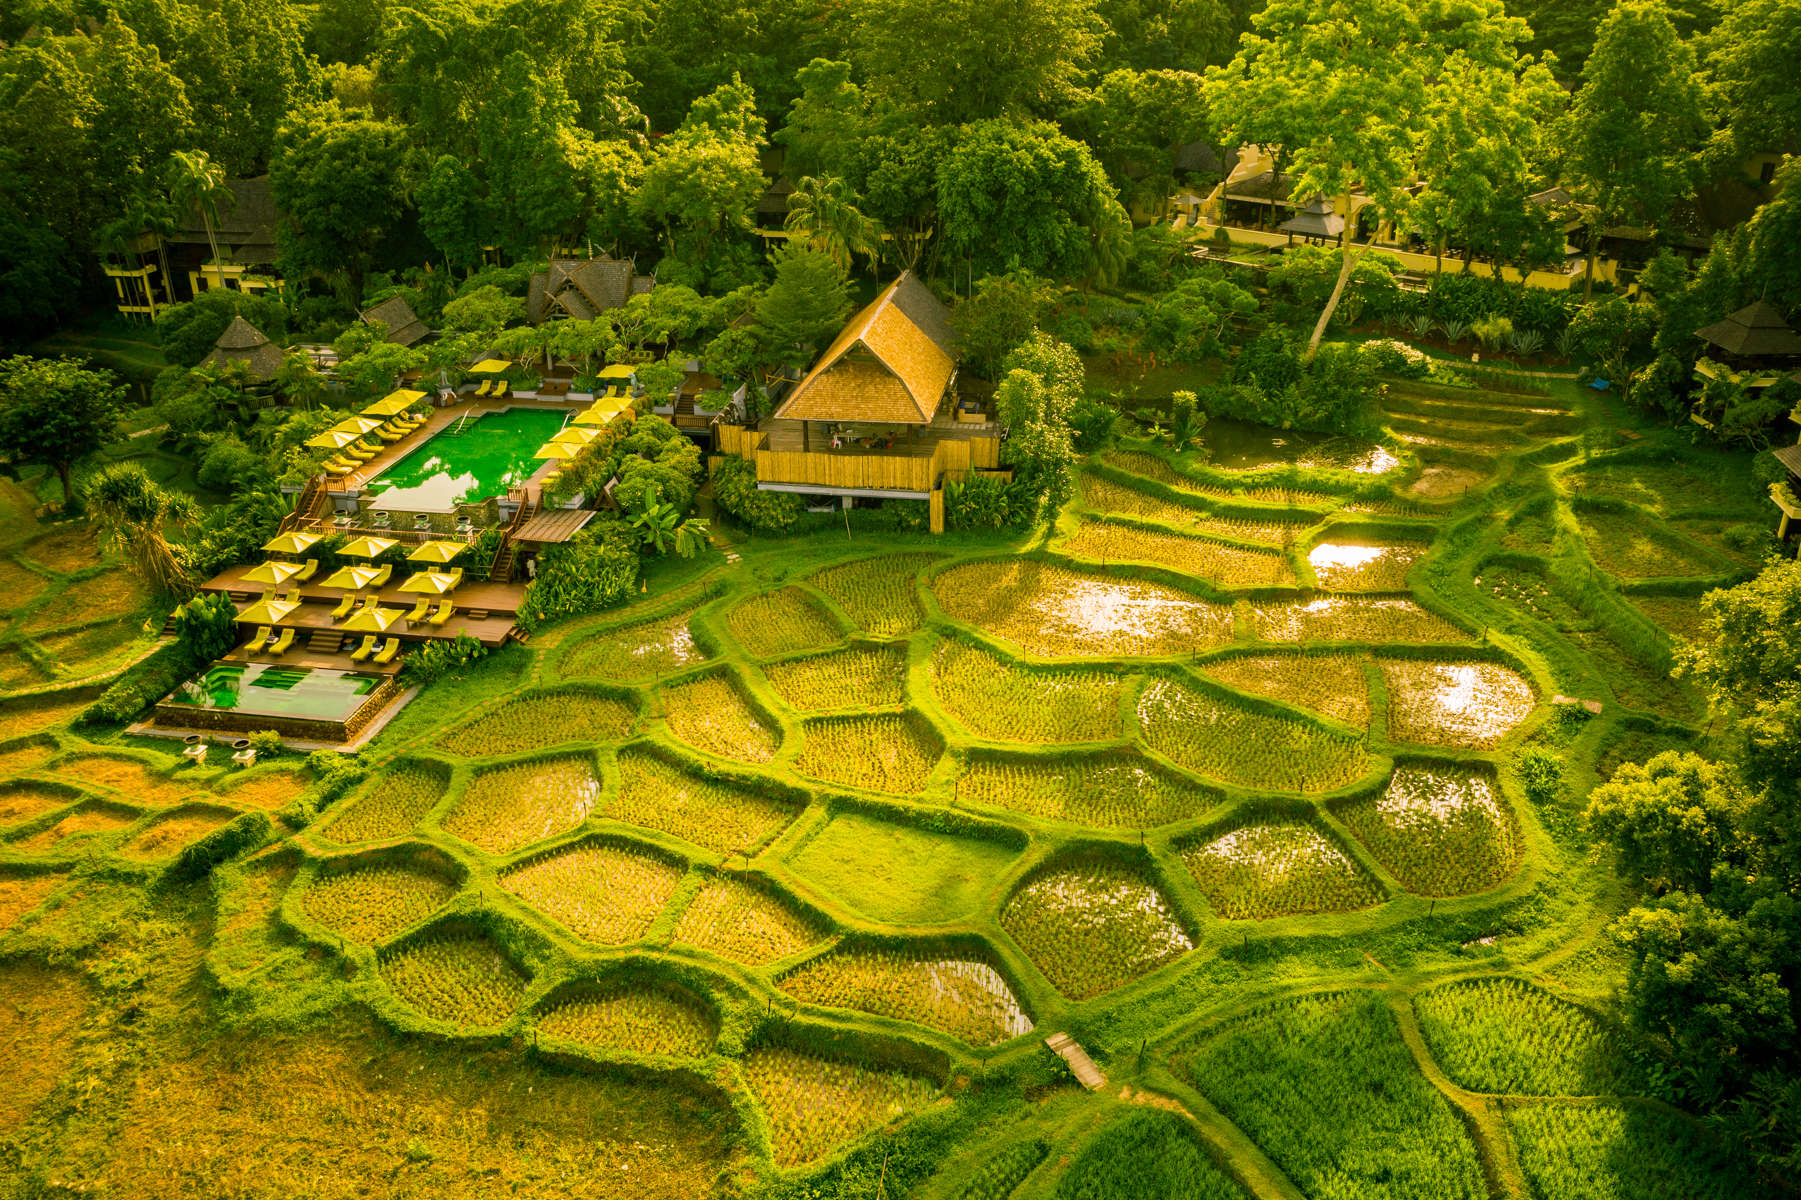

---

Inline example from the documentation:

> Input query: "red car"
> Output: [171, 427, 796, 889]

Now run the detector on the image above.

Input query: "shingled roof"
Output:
[360, 295, 430, 347]
[772, 273, 957, 425]
[169, 177, 279, 263]
[1696, 301, 1801, 358]
[527, 255, 655, 324]
[203, 315, 284, 381]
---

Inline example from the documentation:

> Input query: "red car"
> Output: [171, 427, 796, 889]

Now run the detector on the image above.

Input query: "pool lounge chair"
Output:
[293, 559, 318, 582]
[369, 564, 393, 588]
[445, 566, 464, 589]
[404, 599, 431, 623]
[250, 625, 272, 649]
[492, 381, 510, 399]
[268, 628, 296, 656]
[350, 635, 378, 662]
[473, 380, 492, 397]
[330, 593, 357, 620]
[427, 599, 454, 627]
[373, 638, 401, 665]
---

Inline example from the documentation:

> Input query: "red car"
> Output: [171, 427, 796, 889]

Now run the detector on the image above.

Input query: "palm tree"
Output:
[166, 150, 235, 291]
[783, 176, 881, 273]
[84, 462, 198, 596]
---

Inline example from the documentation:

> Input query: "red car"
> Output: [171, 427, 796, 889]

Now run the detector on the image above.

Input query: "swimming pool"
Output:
[363, 408, 568, 510]
[166, 663, 386, 723]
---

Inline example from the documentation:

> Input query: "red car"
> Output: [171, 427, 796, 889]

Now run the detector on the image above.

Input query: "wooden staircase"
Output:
[281, 474, 327, 533]
[307, 631, 344, 654]
[488, 495, 538, 584]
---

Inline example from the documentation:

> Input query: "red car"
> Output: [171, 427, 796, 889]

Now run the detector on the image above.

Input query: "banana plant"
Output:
[632, 500, 682, 554]
[673, 518, 712, 558]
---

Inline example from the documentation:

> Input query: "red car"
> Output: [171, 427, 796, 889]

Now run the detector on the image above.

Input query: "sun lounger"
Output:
[293, 559, 318, 582]
[373, 638, 401, 665]
[492, 381, 510, 398]
[268, 628, 295, 656]
[350, 635, 378, 662]
[250, 625, 272, 649]
[369, 564, 392, 588]
[445, 566, 464, 589]
[473, 380, 492, 397]
[405, 599, 430, 622]
[330, 593, 356, 620]
[376, 425, 405, 442]
[427, 599, 454, 627]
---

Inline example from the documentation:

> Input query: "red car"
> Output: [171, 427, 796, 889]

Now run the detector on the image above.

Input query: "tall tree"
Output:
[1697, 0, 1801, 165]
[776, 59, 869, 181]
[0, 355, 125, 506]
[83, 460, 197, 594]
[165, 149, 233, 281]
[754, 244, 852, 367]
[1559, 0, 1707, 298]
[269, 107, 418, 304]
[634, 77, 767, 268]
[1068, 69, 1213, 218]
[783, 176, 880, 273]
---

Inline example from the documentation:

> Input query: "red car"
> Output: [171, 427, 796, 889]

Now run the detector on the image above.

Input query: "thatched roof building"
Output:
[203, 315, 284, 381]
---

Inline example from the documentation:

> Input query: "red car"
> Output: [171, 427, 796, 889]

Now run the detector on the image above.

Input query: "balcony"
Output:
[751, 423, 1001, 497]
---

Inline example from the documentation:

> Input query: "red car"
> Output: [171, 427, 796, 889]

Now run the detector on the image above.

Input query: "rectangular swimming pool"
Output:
[166, 663, 387, 723]
[363, 408, 568, 511]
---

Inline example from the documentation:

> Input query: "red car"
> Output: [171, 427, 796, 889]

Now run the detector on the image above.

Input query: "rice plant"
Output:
[1379, 659, 1536, 748]
[1179, 992, 1486, 1200]
[1139, 678, 1369, 793]
[780, 948, 1034, 1046]
[763, 643, 910, 711]
[670, 873, 827, 965]
[1180, 819, 1384, 919]
[300, 860, 458, 943]
[1053, 1110, 1245, 1200]
[661, 671, 779, 763]
[380, 932, 528, 1027]
[952, 1137, 1048, 1200]
[0, 783, 74, 829]
[1101, 450, 1335, 507]
[1307, 540, 1427, 591]
[793, 712, 942, 794]
[807, 553, 943, 637]
[932, 560, 1235, 659]
[0, 870, 65, 933]
[117, 807, 235, 861]
[498, 838, 683, 945]
[609, 748, 799, 854]
[52, 754, 197, 806]
[436, 690, 637, 757]
[9, 802, 138, 854]
[1412, 978, 1639, 1096]
[1000, 860, 1192, 999]
[535, 981, 715, 1059]
[930, 638, 1122, 743]
[742, 1045, 939, 1167]
[956, 751, 1217, 829]
[1576, 510, 1716, 580]
[1247, 596, 1467, 644]
[441, 755, 601, 855]
[561, 608, 710, 682]
[1060, 519, 1294, 588]
[1201, 653, 1369, 728]
[726, 586, 842, 658]
[1336, 764, 1522, 895]
[1507, 1103, 1757, 1200]
[322, 762, 446, 845]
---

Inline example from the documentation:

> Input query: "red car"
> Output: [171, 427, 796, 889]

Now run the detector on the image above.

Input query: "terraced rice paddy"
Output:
[561, 608, 709, 681]
[0, 783, 74, 828]
[671, 873, 826, 965]
[793, 712, 942, 794]
[535, 981, 715, 1058]
[436, 689, 636, 757]
[727, 587, 841, 658]
[1337, 764, 1522, 895]
[609, 748, 799, 854]
[1248, 596, 1467, 644]
[1139, 678, 1369, 793]
[1001, 860, 1191, 999]
[932, 560, 1234, 658]
[1200, 653, 1369, 728]
[1055, 1110, 1246, 1200]
[499, 838, 683, 944]
[807, 553, 942, 636]
[1103, 450, 1335, 506]
[956, 751, 1218, 828]
[763, 643, 909, 711]
[0, 869, 62, 931]
[661, 671, 779, 762]
[215, 767, 307, 810]
[9, 802, 137, 853]
[1413, 977, 1635, 1096]
[322, 762, 447, 844]
[1061, 518, 1294, 587]
[1080, 473, 1312, 545]
[380, 931, 528, 1026]
[300, 857, 459, 943]
[780, 948, 1034, 1046]
[743, 1046, 940, 1167]
[1629, 593, 1706, 642]
[50, 754, 197, 806]
[1379, 659, 1536, 748]
[930, 638, 1121, 743]
[1181, 820, 1384, 919]
[1577, 510, 1719, 579]
[1507, 1104, 1761, 1200]
[442, 755, 601, 854]
[1308, 539, 1428, 591]
[116, 806, 234, 861]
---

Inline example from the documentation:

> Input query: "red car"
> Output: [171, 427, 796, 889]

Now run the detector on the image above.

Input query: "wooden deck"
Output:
[202, 564, 529, 647]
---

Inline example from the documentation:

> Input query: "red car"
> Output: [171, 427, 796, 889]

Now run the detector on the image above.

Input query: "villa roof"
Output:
[772, 273, 957, 425]
[514, 508, 596, 544]
[1279, 196, 1344, 239]
[1772, 442, 1801, 477]
[1695, 301, 1801, 358]
[360, 295, 430, 347]
[528, 255, 654, 323]
[203, 315, 284, 381]
[169, 176, 279, 263]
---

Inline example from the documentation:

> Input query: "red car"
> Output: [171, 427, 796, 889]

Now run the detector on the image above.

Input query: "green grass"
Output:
[785, 811, 1018, 925]
[1053, 1109, 1245, 1200]
[1506, 1104, 1759, 1200]
[1413, 978, 1639, 1096]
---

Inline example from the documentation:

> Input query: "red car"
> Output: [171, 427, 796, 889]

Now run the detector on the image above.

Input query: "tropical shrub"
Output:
[713, 456, 805, 532]
[399, 633, 489, 686]
[521, 526, 640, 631]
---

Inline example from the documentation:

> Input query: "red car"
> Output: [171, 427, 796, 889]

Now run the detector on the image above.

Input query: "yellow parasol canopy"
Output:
[398, 571, 459, 595]
[407, 540, 469, 564]
[570, 405, 615, 427]
[341, 605, 403, 633]
[337, 535, 399, 559]
[598, 364, 635, 379]
[331, 415, 384, 436]
[262, 531, 321, 555]
[319, 564, 384, 591]
[240, 560, 304, 586]
[470, 358, 513, 374]
[364, 389, 427, 417]
[306, 428, 362, 450]
[533, 442, 580, 461]
[552, 426, 600, 446]
[237, 597, 299, 625]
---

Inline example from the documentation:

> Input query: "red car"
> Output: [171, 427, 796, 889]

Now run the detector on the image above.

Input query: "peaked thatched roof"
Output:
[1772, 442, 1801, 477]
[771, 273, 957, 425]
[203, 315, 284, 381]
[527, 255, 655, 324]
[360, 295, 430, 347]
[1695, 301, 1801, 358]
[169, 177, 279, 263]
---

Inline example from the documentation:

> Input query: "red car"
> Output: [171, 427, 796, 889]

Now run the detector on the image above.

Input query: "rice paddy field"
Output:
[0, 372, 1780, 1199]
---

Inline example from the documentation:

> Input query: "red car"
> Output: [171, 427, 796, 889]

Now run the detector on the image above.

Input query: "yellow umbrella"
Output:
[262, 531, 321, 555]
[571, 405, 615, 427]
[240, 560, 303, 586]
[341, 605, 403, 633]
[552, 427, 600, 446]
[398, 571, 458, 595]
[534, 442, 580, 461]
[470, 358, 513, 374]
[331, 415, 384, 436]
[319, 564, 384, 591]
[237, 597, 299, 625]
[364, 389, 427, 417]
[598, 364, 635, 380]
[306, 428, 362, 450]
[337, 536, 399, 559]
[408, 540, 469, 564]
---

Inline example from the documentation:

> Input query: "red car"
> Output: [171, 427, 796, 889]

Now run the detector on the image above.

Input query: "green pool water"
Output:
[167, 664, 384, 722]
[363, 408, 567, 510]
